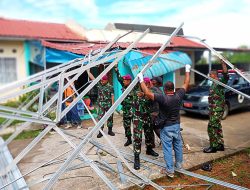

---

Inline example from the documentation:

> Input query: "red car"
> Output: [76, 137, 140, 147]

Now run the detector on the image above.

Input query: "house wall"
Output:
[0, 40, 28, 82]
[174, 51, 195, 88]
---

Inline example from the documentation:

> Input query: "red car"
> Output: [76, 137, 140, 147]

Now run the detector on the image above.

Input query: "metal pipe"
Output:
[0, 125, 53, 176]
[44, 28, 151, 190]
[182, 35, 250, 84]
[45, 23, 183, 190]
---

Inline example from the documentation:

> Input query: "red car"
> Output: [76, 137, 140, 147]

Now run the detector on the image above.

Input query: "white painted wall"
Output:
[0, 40, 27, 82]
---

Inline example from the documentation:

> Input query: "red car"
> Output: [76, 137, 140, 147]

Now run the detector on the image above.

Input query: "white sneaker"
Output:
[77, 125, 82, 129]
[160, 168, 174, 178]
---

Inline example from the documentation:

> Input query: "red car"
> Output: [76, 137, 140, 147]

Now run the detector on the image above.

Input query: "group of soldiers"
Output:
[87, 66, 162, 170]
[86, 59, 229, 171]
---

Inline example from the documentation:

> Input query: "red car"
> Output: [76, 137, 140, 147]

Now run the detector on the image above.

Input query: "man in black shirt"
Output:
[138, 64, 191, 178]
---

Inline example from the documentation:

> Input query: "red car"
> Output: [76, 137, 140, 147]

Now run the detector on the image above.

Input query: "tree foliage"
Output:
[216, 45, 250, 64]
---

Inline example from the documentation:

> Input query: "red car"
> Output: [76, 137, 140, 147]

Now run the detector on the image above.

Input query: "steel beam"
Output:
[44, 28, 151, 190]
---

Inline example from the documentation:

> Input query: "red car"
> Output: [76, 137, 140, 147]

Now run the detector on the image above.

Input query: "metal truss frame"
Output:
[0, 21, 249, 190]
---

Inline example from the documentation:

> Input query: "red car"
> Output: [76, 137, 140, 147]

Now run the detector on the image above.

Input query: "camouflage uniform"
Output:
[208, 72, 229, 148]
[133, 92, 154, 154]
[116, 70, 134, 138]
[97, 82, 114, 129]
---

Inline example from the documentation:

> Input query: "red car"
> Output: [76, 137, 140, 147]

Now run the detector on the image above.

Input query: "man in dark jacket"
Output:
[138, 64, 191, 178]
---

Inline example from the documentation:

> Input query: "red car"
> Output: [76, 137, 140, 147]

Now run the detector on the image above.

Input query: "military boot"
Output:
[203, 146, 217, 153]
[108, 128, 115, 136]
[146, 146, 159, 157]
[217, 144, 225, 151]
[134, 153, 140, 170]
[124, 136, 132, 146]
[97, 128, 104, 138]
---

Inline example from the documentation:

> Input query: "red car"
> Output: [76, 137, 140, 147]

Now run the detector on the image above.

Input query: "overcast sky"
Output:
[0, 0, 249, 48]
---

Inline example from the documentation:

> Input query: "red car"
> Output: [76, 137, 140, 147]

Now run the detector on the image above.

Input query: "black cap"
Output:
[151, 77, 163, 84]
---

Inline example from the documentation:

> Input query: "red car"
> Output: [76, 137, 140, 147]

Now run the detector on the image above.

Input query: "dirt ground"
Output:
[129, 149, 250, 190]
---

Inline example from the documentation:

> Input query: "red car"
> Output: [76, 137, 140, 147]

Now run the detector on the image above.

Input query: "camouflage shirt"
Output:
[97, 82, 114, 106]
[208, 72, 229, 112]
[115, 70, 135, 109]
[133, 90, 151, 117]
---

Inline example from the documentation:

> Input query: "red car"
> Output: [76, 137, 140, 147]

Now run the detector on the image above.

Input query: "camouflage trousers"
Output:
[133, 113, 154, 154]
[208, 111, 224, 148]
[123, 106, 132, 137]
[98, 104, 113, 129]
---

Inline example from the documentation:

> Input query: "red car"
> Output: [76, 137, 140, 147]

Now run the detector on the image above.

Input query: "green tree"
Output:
[219, 45, 250, 64]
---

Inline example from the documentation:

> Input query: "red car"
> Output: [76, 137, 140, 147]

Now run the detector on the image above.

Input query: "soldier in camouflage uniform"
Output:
[133, 77, 159, 170]
[204, 59, 229, 153]
[115, 67, 135, 146]
[87, 70, 115, 138]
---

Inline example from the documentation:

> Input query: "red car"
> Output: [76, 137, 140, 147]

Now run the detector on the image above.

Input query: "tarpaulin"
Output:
[127, 51, 192, 78]
[46, 48, 83, 63]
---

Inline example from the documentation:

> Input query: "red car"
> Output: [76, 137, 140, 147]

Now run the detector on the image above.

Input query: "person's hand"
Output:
[137, 91, 144, 97]
[185, 64, 191, 72]
[138, 73, 144, 83]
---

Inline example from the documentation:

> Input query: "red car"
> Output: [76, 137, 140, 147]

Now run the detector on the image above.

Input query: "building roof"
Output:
[42, 36, 205, 55]
[0, 17, 86, 42]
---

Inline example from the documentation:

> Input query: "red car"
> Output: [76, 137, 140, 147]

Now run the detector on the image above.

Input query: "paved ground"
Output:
[6, 107, 250, 189]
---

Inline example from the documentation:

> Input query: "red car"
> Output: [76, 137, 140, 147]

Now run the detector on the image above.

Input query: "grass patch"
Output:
[1, 129, 42, 141]
[0, 117, 24, 125]
[244, 147, 250, 154]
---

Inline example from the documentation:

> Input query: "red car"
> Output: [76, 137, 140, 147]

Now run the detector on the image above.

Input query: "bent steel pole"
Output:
[67, 80, 164, 189]
[44, 28, 151, 190]
[190, 68, 250, 99]
[62, 34, 123, 93]
[0, 93, 39, 133]
[60, 29, 150, 120]
[0, 32, 128, 99]
[0, 125, 53, 176]
[91, 140, 248, 190]
[45, 23, 183, 190]
[183, 35, 250, 84]
[53, 126, 118, 190]
[0, 51, 121, 103]
[132, 49, 250, 100]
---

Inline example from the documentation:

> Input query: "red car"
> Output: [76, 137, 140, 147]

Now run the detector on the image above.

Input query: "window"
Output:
[237, 77, 245, 85]
[0, 58, 17, 84]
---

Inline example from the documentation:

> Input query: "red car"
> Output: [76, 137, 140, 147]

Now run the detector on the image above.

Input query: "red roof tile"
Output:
[169, 36, 205, 48]
[42, 40, 166, 55]
[42, 37, 205, 55]
[0, 17, 86, 41]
